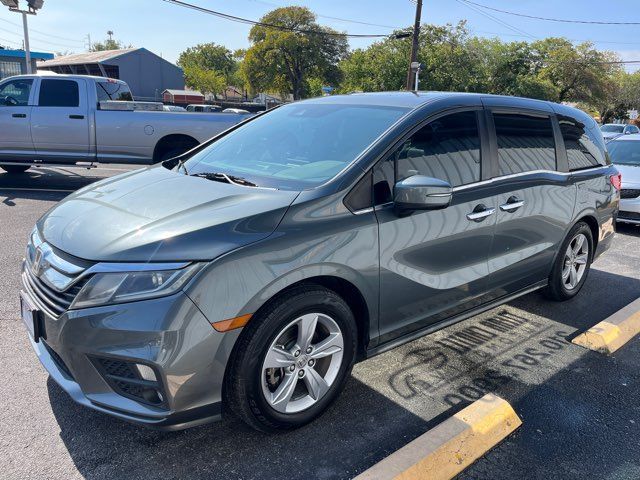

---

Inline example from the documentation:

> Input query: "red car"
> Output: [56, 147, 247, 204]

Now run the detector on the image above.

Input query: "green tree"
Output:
[182, 65, 226, 96]
[90, 38, 131, 52]
[177, 43, 236, 84]
[242, 6, 348, 100]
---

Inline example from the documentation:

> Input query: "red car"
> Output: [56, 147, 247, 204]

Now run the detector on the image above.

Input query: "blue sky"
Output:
[0, 0, 638, 71]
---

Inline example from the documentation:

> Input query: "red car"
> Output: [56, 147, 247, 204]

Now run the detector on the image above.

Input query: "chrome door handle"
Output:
[499, 197, 525, 212]
[466, 207, 495, 222]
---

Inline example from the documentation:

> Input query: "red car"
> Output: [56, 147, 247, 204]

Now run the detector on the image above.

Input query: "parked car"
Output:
[20, 92, 618, 432]
[222, 108, 250, 114]
[163, 105, 187, 112]
[186, 104, 221, 113]
[607, 133, 640, 224]
[601, 123, 640, 141]
[0, 74, 248, 173]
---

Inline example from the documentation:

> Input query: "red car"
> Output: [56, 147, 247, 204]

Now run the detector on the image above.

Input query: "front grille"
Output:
[22, 268, 87, 317]
[621, 189, 640, 199]
[619, 211, 640, 221]
[22, 230, 91, 318]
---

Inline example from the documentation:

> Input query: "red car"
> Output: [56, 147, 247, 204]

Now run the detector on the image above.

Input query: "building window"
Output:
[0, 61, 23, 80]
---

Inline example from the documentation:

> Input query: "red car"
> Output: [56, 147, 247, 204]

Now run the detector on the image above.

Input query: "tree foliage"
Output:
[90, 38, 131, 52]
[181, 65, 226, 95]
[177, 43, 237, 83]
[241, 6, 348, 100]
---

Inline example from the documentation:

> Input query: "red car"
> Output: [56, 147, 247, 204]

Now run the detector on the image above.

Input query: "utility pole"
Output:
[21, 10, 31, 73]
[405, 0, 423, 91]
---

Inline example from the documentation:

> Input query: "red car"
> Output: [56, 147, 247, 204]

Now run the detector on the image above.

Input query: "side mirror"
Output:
[393, 175, 452, 213]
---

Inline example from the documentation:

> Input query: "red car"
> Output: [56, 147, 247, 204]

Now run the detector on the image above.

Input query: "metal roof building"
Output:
[37, 47, 184, 101]
[0, 48, 54, 80]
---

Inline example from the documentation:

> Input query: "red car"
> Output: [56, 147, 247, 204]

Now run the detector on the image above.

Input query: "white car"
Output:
[601, 123, 640, 141]
[607, 133, 640, 224]
[222, 108, 250, 114]
[163, 105, 186, 112]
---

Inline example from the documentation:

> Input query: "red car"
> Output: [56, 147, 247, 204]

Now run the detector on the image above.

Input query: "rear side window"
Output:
[39, 80, 79, 107]
[396, 111, 481, 187]
[558, 115, 605, 170]
[96, 81, 133, 102]
[493, 113, 556, 175]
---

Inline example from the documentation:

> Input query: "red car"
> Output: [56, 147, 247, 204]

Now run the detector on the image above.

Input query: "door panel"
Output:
[374, 109, 496, 343]
[0, 78, 35, 160]
[486, 111, 576, 295]
[31, 78, 90, 161]
[487, 175, 576, 294]
[376, 188, 497, 343]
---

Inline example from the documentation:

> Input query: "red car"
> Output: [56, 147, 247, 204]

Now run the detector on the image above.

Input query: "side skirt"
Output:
[365, 280, 548, 359]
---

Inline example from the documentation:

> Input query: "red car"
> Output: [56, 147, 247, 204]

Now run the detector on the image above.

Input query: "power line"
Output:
[460, 0, 640, 26]
[247, 0, 399, 29]
[455, 0, 536, 40]
[162, 0, 391, 38]
[0, 17, 84, 43]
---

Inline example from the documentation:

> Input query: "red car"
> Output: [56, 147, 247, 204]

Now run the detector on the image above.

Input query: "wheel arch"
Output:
[152, 134, 199, 162]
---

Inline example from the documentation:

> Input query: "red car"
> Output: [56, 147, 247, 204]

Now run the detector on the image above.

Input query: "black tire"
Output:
[544, 221, 593, 301]
[156, 140, 199, 163]
[224, 284, 357, 432]
[1, 165, 30, 174]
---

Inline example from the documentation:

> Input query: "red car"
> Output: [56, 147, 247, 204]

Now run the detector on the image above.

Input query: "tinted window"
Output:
[558, 115, 603, 170]
[0, 79, 32, 106]
[39, 79, 79, 107]
[96, 81, 133, 102]
[185, 103, 408, 190]
[396, 111, 481, 187]
[627, 125, 639, 134]
[493, 113, 556, 175]
[607, 141, 640, 166]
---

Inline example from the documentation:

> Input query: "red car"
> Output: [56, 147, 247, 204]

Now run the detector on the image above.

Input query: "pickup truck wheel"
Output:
[0, 165, 30, 174]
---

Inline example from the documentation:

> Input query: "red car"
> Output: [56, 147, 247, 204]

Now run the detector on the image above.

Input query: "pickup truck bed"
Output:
[0, 74, 251, 171]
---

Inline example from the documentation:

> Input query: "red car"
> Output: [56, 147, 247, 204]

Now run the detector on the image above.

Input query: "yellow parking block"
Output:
[354, 393, 521, 480]
[572, 297, 640, 354]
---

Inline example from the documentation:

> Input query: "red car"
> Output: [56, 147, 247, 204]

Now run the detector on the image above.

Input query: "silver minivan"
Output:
[20, 92, 619, 432]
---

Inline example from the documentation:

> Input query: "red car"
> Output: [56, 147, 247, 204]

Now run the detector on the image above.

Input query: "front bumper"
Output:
[22, 289, 237, 430]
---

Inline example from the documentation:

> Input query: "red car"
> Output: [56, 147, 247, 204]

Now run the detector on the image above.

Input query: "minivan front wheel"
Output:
[225, 285, 357, 432]
[545, 222, 593, 301]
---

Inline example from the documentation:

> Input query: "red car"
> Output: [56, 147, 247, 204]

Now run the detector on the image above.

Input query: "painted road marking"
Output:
[572, 297, 640, 354]
[355, 393, 521, 480]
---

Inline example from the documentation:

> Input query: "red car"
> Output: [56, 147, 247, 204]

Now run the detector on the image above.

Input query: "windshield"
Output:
[601, 124, 625, 133]
[607, 140, 640, 166]
[184, 103, 409, 189]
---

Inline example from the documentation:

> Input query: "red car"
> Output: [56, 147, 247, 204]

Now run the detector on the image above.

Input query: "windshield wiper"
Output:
[191, 172, 258, 187]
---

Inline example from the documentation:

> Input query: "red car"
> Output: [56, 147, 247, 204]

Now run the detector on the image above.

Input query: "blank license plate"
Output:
[20, 292, 38, 341]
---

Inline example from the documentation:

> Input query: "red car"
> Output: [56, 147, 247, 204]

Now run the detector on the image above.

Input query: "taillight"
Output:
[610, 173, 622, 191]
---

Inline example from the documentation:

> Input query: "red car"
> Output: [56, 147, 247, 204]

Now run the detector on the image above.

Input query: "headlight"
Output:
[70, 263, 203, 309]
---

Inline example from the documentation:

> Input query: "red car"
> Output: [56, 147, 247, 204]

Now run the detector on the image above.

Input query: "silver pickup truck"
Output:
[0, 74, 250, 173]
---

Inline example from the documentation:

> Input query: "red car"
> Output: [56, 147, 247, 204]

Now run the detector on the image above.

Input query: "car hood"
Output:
[615, 163, 640, 188]
[37, 166, 299, 262]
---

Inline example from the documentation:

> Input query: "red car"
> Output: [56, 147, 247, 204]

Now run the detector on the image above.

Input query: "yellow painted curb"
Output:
[572, 297, 640, 354]
[354, 394, 521, 480]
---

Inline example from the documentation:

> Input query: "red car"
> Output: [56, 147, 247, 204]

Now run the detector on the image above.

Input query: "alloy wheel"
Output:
[562, 233, 589, 290]
[261, 313, 344, 414]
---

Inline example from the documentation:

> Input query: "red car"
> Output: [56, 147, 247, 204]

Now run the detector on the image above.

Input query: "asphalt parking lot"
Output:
[1, 165, 639, 480]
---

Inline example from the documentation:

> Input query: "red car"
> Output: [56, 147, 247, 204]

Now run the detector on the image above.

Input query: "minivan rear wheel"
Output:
[224, 285, 357, 432]
[544, 222, 593, 301]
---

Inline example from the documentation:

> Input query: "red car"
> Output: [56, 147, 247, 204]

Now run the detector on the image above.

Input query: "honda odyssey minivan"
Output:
[20, 92, 619, 432]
